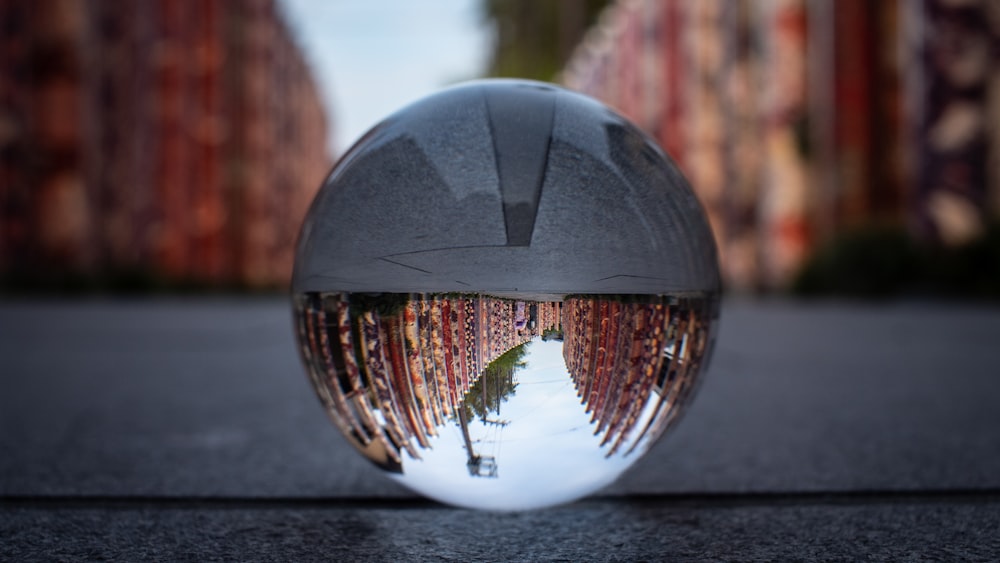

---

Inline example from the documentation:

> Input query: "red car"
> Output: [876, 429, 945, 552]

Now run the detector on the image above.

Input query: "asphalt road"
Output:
[2, 298, 999, 560]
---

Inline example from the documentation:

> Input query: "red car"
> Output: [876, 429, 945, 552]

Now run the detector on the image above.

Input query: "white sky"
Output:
[279, 0, 492, 156]
[391, 338, 657, 511]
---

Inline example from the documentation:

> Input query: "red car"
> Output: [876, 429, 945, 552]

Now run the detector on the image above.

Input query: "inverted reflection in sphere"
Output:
[292, 80, 720, 510]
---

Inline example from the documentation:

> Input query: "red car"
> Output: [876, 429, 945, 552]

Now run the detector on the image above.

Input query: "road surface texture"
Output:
[2, 298, 999, 560]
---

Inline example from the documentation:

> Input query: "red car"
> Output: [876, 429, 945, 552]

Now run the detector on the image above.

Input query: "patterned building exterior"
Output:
[907, 0, 1000, 246]
[295, 294, 560, 469]
[562, 0, 1000, 290]
[561, 296, 712, 457]
[296, 291, 716, 469]
[0, 0, 330, 287]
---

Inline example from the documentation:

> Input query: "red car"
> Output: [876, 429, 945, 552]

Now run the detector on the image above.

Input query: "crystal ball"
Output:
[292, 79, 720, 510]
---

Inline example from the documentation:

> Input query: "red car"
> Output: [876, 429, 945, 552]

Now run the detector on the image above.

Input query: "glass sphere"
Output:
[292, 79, 720, 511]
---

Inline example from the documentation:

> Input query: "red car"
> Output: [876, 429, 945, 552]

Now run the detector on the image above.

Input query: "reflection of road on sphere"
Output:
[294, 292, 716, 510]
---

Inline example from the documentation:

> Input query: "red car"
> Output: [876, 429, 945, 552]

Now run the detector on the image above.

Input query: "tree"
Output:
[459, 342, 528, 421]
[481, 0, 611, 81]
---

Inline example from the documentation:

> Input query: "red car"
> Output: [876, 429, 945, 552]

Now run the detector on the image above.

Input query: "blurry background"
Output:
[1, 0, 998, 297]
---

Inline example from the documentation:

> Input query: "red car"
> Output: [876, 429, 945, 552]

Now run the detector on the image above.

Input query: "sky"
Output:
[279, 0, 492, 156]
[390, 338, 656, 511]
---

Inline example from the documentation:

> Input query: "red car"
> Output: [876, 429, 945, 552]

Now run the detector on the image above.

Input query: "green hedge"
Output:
[792, 222, 1000, 299]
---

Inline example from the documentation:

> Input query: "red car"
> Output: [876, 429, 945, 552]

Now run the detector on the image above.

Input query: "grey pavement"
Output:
[4, 498, 1000, 561]
[2, 298, 1000, 559]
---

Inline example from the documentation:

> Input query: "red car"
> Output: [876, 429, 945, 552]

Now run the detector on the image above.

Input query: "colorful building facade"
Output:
[561, 296, 712, 457]
[562, 0, 1000, 290]
[295, 293, 559, 469]
[0, 0, 331, 288]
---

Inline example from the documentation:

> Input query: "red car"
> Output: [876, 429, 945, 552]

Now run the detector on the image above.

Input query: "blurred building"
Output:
[562, 0, 1000, 291]
[0, 0, 331, 289]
